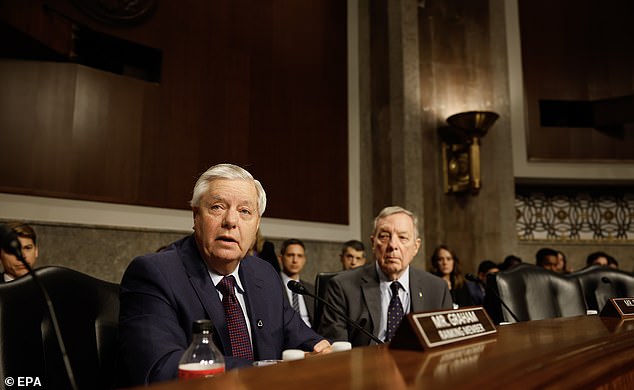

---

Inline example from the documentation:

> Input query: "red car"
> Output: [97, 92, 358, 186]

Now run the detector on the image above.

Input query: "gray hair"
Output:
[373, 206, 419, 239]
[190, 163, 267, 216]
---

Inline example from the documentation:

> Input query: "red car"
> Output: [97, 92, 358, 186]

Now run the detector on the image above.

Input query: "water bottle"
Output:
[178, 319, 226, 379]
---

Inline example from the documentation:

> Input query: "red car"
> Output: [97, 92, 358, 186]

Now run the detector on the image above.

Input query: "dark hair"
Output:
[341, 240, 364, 254]
[586, 251, 610, 266]
[608, 255, 619, 268]
[478, 260, 498, 275]
[280, 238, 305, 255]
[259, 241, 281, 273]
[429, 245, 465, 289]
[499, 255, 522, 271]
[535, 248, 558, 267]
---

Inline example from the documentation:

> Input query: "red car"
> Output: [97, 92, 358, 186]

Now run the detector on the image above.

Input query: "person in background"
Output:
[535, 248, 559, 271]
[279, 238, 315, 328]
[0, 221, 38, 282]
[586, 251, 610, 267]
[118, 164, 330, 386]
[466, 260, 499, 306]
[258, 240, 281, 273]
[555, 250, 572, 274]
[428, 245, 474, 308]
[607, 255, 619, 269]
[339, 240, 366, 270]
[499, 255, 522, 271]
[319, 206, 452, 346]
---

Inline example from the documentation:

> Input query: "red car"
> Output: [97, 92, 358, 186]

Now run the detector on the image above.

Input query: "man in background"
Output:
[319, 206, 452, 346]
[279, 238, 315, 328]
[340, 240, 366, 270]
[586, 251, 610, 267]
[0, 221, 38, 282]
[535, 248, 559, 271]
[467, 260, 499, 305]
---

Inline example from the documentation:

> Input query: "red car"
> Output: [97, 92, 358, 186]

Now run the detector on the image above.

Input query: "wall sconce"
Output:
[438, 111, 499, 194]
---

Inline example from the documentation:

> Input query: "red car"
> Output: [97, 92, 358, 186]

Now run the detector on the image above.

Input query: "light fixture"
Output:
[438, 111, 499, 194]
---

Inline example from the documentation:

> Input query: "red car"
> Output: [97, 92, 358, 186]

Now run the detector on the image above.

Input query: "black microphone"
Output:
[0, 224, 78, 390]
[601, 276, 612, 284]
[0, 224, 23, 260]
[465, 273, 521, 323]
[287, 280, 384, 344]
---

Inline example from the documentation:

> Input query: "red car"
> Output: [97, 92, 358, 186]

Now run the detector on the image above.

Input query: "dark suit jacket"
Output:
[118, 235, 323, 387]
[318, 262, 452, 346]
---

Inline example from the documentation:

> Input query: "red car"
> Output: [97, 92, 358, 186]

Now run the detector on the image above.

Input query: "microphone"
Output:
[465, 273, 521, 323]
[0, 224, 23, 260]
[287, 280, 384, 345]
[601, 276, 612, 284]
[0, 224, 78, 390]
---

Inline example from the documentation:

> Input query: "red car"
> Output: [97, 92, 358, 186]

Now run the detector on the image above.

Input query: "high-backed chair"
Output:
[567, 265, 634, 312]
[313, 271, 340, 330]
[490, 263, 586, 323]
[0, 266, 119, 389]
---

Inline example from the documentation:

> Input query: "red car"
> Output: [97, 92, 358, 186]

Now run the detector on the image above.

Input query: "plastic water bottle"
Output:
[178, 320, 225, 379]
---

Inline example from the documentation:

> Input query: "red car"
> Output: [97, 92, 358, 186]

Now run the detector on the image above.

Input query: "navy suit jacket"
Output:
[118, 235, 323, 387]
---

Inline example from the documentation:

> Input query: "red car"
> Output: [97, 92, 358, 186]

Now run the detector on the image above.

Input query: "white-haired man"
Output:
[318, 206, 452, 346]
[119, 164, 331, 386]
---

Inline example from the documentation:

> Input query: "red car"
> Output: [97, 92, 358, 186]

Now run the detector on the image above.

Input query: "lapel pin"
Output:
[257, 319, 264, 328]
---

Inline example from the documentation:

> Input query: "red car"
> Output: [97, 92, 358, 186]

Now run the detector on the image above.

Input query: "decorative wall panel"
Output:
[516, 189, 634, 240]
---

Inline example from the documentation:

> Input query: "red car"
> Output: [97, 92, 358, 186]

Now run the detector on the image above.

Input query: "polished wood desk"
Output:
[140, 315, 634, 389]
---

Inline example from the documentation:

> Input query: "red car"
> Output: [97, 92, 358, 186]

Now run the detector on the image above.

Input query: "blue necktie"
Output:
[385, 281, 404, 342]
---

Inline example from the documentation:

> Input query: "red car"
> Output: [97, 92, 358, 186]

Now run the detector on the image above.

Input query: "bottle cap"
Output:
[192, 319, 214, 333]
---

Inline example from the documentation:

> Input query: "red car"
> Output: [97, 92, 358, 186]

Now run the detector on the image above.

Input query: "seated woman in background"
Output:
[429, 245, 474, 308]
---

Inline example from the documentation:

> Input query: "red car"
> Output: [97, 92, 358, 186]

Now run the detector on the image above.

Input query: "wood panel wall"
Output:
[519, 0, 634, 162]
[0, 0, 349, 224]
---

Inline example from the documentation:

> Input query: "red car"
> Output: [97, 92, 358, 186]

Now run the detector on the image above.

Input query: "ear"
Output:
[414, 238, 422, 255]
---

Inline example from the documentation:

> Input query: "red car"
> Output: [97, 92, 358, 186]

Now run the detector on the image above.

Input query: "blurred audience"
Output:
[0, 221, 38, 282]
[535, 248, 559, 272]
[586, 251, 610, 267]
[607, 255, 619, 269]
[555, 250, 572, 274]
[467, 260, 499, 305]
[499, 255, 522, 271]
[339, 240, 366, 270]
[429, 245, 474, 308]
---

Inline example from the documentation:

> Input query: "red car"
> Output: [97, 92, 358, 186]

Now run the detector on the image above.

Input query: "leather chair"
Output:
[0, 266, 119, 389]
[567, 265, 634, 312]
[489, 263, 586, 323]
[313, 271, 339, 331]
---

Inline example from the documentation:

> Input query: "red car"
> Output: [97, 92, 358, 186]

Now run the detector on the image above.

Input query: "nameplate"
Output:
[600, 298, 634, 318]
[389, 306, 497, 351]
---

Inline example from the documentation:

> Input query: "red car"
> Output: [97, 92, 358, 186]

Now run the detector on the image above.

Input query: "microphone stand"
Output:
[466, 273, 521, 323]
[3, 233, 78, 390]
[287, 281, 384, 344]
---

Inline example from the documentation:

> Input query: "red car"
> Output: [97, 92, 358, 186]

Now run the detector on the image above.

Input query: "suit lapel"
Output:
[179, 236, 232, 354]
[360, 266, 381, 337]
[238, 259, 266, 355]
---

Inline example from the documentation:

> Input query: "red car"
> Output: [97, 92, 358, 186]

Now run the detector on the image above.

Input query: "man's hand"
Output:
[305, 339, 333, 356]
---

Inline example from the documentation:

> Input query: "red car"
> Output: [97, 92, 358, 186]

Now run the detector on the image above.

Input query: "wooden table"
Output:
[138, 315, 634, 389]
